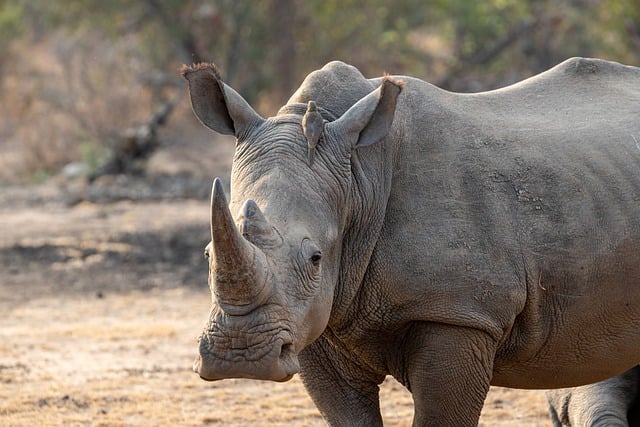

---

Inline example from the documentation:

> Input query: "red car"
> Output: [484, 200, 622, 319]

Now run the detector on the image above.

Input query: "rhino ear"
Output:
[326, 77, 403, 149]
[182, 63, 264, 137]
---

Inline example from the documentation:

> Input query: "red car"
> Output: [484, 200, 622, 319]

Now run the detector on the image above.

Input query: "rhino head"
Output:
[182, 63, 402, 382]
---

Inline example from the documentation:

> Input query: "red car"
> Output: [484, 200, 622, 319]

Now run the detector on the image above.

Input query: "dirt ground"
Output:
[0, 147, 552, 426]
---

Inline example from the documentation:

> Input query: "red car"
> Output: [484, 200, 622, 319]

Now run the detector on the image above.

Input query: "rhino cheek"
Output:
[309, 301, 333, 344]
[296, 282, 334, 347]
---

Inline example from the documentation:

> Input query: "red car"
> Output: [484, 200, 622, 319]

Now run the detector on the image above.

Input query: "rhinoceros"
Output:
[546, 365, 640, 426]
[182, 57, 640, 426]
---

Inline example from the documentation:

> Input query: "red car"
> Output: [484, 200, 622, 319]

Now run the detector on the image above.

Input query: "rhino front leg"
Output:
[403, 323, 496, 427]
[298, 335, 385, 427]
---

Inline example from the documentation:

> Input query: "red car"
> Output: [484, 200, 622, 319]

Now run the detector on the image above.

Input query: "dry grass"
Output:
[0, 289, 322, 427]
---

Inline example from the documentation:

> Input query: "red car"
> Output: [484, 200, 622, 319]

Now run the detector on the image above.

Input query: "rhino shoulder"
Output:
[528, 57, 640, 92]
[557, 56, 640, 78]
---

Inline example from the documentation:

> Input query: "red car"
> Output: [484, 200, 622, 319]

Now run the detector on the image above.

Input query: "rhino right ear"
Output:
[182, 63, 264, 137]
[325, 77, 403, 149]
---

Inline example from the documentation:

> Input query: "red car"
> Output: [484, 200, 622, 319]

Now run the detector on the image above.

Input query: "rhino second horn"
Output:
[238, 200, 281, 246]
[209, 178, 271, 313]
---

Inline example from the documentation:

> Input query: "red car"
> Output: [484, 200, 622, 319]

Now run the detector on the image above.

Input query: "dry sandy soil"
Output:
[0, 149, 552, 426]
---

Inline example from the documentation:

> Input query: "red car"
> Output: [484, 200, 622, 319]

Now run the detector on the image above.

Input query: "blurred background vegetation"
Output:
[0, 0, 638, 184]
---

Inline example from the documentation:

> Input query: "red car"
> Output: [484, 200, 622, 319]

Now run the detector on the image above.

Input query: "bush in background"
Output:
[0, 0, 638, 183]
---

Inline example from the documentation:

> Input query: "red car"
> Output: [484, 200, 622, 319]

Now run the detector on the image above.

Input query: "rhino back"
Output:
[375, 57, 640, 387]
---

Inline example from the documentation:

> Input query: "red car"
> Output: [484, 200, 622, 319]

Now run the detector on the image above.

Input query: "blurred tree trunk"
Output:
[270, 0, 296, 105]
[224, 1, 253, 90]
[88, 94, 178, 181]
[625, 18, 640, 53]
[141, 0, 207, 63]
[438, 17, 538, 90]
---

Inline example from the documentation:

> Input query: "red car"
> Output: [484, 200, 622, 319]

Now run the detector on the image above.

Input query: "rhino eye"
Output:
[301, 239, 321, 267]
[310, 251, 322, 266]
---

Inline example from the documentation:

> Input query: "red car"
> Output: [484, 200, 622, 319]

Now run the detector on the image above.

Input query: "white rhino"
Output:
[547, 365, 640, 426]
[182, 57, 640, 426]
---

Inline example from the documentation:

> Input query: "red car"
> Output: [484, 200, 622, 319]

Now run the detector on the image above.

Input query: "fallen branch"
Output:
[89, 93, 179, 181]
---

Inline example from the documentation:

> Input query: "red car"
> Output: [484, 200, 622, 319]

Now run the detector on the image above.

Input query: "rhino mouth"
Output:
[194, 330, 300, 382]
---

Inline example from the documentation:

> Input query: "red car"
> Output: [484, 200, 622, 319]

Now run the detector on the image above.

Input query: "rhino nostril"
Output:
[280, 343, 293, 357]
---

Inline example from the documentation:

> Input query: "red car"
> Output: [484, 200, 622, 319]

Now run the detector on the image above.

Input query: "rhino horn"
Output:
[210, 178, 271, 312]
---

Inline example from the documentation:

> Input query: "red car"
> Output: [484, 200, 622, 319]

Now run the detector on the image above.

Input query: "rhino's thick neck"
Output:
[328, 120, 400, 330]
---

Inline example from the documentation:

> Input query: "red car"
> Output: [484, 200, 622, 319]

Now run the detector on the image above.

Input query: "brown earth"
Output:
[0, 141, 551, 426]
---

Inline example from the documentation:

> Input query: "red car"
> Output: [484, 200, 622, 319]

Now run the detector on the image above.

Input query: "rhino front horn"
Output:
[209, 178, 271, 314]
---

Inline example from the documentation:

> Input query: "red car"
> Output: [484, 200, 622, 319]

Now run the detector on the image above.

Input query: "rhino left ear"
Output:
[182, 63, 264, 138]
[326, 77, 403, 149]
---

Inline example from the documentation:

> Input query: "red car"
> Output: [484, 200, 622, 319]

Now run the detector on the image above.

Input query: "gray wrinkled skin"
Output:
[547, 366, 640, 426]
[182, 58, 640, 426]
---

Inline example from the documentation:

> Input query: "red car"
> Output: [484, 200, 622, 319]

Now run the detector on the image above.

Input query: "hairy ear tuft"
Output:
[380, 75, 405, 96]
[181, 63, 223, 80]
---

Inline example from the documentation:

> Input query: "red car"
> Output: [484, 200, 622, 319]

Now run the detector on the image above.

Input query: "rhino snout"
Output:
[194, 328, 299, 382]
